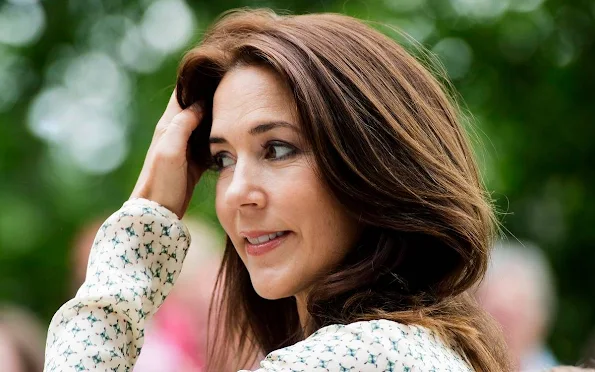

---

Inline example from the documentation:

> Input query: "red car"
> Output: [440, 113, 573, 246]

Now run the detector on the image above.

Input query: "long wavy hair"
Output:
[175, 8, 510, 371]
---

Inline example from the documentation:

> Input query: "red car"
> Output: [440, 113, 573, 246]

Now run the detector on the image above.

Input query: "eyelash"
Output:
[210, 141, 300, 172]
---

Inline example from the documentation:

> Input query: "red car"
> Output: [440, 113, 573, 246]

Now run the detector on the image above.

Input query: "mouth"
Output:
[242, 231, 290, 256]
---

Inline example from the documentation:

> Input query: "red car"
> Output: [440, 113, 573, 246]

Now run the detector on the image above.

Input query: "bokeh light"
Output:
[0, 1, 45, 46]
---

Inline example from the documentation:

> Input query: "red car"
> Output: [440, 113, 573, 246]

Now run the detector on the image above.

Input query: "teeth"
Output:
[246, 231, 286, 245]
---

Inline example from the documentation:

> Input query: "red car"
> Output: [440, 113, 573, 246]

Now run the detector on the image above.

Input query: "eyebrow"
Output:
[209, 121, 298, 144]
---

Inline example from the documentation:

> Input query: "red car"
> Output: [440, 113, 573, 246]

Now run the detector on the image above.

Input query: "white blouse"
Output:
[43, 198, 473, 371]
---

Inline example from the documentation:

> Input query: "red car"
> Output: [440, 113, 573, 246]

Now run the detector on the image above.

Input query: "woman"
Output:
[44, 8, 510, 371]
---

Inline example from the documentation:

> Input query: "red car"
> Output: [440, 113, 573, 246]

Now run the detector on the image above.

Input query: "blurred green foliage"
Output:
[0, 0, 593, 364]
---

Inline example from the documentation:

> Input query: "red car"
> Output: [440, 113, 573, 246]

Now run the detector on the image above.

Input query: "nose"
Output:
[223, 158, 267, 211]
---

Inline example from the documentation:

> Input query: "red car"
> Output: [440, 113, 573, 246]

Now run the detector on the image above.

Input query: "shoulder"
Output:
[255, 319, 472, 371]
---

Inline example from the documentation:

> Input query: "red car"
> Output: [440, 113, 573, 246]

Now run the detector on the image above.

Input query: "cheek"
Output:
[314, 208, 356, 262]
[298, 177, 358, 263]
[274, 170, 321, 222]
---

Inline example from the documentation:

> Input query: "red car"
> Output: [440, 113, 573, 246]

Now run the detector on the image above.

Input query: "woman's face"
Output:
[210, 65, 360, 300]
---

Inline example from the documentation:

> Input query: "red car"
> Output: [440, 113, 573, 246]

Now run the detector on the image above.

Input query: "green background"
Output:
[0, 0, 593, 364]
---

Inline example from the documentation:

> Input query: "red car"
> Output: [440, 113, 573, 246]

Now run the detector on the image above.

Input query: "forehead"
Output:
[211, 65, 297, 132]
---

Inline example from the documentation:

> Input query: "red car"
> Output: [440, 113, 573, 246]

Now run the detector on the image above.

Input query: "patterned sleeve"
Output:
[44, 198, 191, 372]
[244, 323, 388, 372]
[243, 320, 472, 372]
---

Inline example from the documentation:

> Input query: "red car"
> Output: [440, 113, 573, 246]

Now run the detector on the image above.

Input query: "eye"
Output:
[211, 152, 235, 171]
[263, 141, 298, 161]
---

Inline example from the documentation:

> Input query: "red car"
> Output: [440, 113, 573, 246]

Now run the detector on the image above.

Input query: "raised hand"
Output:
[130, 90, 204, 218]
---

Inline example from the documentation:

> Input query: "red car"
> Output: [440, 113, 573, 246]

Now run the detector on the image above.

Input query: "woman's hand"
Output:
[131, 90, 204, 218]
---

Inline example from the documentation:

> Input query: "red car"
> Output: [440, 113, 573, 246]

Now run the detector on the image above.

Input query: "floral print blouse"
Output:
[44, 198, 473, 371]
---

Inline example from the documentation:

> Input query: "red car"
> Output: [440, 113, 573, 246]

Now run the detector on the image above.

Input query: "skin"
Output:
[131, 90, 202, 218]
[131, 65, 360, 325]
[209, 66, 360, 322]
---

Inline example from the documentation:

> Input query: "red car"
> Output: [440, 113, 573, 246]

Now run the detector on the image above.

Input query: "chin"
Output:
[250, 275, 298, 300]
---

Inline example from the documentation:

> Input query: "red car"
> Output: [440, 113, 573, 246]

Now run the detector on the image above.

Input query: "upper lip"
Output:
[240, 230, 286, 239]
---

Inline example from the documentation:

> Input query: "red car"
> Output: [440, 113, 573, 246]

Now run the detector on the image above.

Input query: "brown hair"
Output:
[176, 8, 510, 371]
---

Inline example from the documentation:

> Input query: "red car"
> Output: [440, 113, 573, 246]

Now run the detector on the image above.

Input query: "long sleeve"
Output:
[44, 198, 190, 372]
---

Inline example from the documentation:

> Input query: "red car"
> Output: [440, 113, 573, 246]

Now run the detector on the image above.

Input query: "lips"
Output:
[241, 231, 290, 256]
[245, 231, 286, 244]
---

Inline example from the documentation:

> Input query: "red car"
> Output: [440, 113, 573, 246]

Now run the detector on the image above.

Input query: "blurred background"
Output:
[0, 0, 593, 370]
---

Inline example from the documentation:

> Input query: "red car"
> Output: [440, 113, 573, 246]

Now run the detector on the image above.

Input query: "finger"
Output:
[159, 89, 184, 127]
[161, 107, 203, 154]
